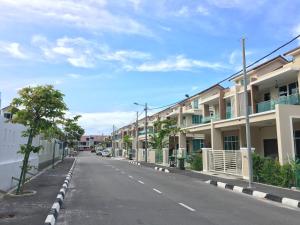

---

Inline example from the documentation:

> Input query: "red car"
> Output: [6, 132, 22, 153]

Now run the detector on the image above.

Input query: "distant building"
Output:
[78, 135, 111, 151]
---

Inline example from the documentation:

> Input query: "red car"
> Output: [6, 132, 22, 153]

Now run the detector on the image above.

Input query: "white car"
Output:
[101, 150, 111, 157]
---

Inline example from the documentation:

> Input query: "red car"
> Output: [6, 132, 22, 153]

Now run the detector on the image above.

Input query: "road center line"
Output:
[152, 188, 162, 194]
[128, 175, 133, 179]
[138, 180, 144, 184]
[178, 203, 195, 212]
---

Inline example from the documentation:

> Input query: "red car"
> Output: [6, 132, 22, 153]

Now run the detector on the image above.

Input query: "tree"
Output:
[9, 85, 67, 194]
[62, 115, 85, 153]
[123, 134, 132, 158]
[149, 118, 180, 162]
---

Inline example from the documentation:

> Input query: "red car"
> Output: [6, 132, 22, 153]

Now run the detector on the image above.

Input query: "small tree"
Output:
[10, 85, 67, 194]
[149, 118, 179, 163]
[62, 115, 85, 154]
[123, 134, 132, 158]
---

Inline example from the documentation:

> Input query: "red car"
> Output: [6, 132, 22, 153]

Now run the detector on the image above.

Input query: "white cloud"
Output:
[73, 111, 136, 134]
[292, 24, 300, 44]
[228, 49, 254, 70]
[208, 0, 265, 9]
[128, 0, 141, 11]
[66, 74, 81, 79]
[176, 6, 189, 17]
[100, 50, 151, 62]
[196, 5, 210, 16]
[0, 0, 153, 37]
[129, 55, 227, 72]
[32, 35, 108, 68]
[0, 41, 28, 59]
[191, 86, 199, 91]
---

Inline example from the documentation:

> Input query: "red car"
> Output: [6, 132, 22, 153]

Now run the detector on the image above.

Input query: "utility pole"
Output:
[136, 111, 139, 162]
[242, 38, 253, 188]
[144, 103, 148, 163]
[112, 125, 115, 157]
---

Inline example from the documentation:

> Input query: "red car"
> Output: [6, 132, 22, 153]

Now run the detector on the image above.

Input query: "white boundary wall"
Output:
[0, 116, 39, 191]
[0, 117, 63, 191]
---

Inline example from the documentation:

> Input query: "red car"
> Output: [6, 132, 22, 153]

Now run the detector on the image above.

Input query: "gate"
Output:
[208, 150, 242, 176]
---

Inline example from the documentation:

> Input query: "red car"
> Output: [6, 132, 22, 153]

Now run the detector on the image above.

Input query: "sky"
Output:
[0, 0, 300, 135]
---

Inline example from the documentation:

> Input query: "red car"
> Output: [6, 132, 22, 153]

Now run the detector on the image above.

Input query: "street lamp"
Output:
[134, 102, 148, 163]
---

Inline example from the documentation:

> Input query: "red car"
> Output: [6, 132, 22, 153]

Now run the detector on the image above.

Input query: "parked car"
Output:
[101, 150, 111, 157]
[96, 150, 102, 156]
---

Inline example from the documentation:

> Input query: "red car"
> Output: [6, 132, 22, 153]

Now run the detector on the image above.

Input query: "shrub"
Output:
[190, 153, 203, 171]
[252, 153, 298, 188]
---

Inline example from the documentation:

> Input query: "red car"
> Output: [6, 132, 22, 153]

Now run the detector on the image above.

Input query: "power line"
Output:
[217, 34, 300, 84]
[146, 34, 300, 112]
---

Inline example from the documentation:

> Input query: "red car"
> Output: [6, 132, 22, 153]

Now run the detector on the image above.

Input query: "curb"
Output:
[205, 180, 300, 209]
[154, 166, 170, 173]
[44, 159, 76, 225]
[129, 161, 141, 166]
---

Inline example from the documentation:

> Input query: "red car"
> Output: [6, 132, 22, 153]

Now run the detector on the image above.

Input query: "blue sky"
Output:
[0, 0, 300, 134]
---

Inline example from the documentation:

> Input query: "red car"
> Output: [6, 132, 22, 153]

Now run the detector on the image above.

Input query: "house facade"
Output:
[113, 46, 300, 178]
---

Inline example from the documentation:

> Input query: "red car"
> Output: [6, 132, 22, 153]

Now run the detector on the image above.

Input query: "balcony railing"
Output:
[182, 114, 220, 128]
[256, 93, 300, 113]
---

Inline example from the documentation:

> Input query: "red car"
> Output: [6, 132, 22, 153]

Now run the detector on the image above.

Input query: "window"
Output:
[192, 115, 202, 124]
[192, 139, 204, 152]
[264, 93, 270, 101]
[224, 136, 239, 150]
[226, 100, 232, 119]
[193, 99, 199, 109]
[288, 82, 298, 95]
[279, 86, 287, 97]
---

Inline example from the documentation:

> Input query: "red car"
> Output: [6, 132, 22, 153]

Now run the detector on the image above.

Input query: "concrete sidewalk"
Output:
[0, 158, 74, 225]
[140, 161, 300, 201]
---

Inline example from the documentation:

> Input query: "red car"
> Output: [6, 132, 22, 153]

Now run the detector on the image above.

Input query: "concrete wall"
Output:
[0, 117, 39, 191]
[0, 117, 63, 191]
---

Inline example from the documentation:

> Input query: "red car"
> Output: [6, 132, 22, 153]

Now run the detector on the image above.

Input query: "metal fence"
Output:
[208, 150, 242, 176]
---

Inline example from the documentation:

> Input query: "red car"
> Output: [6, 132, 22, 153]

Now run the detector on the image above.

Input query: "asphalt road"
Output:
[56, 152, 300, 225]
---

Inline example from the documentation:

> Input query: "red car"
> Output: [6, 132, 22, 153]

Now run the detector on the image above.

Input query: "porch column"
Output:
[178, 133, 187, 157]
[202, 148, 211, 172]
[211, 125, 222, 150]
[234, 86, 239, 117]
[241, 147, 255, 180]
[219, 90, 226, 120]
[203, 104, 210, 117]
[275, 104, 295, 165]
[239, 126, 246, 148]
[250, 85, 258, 114]
[163, 148, 169, 166]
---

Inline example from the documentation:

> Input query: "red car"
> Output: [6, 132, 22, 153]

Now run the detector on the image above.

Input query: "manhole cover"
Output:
[0, 213, 15, 219]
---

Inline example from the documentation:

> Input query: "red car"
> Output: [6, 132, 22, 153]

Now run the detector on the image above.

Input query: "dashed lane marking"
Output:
[178, 203, 196, 212]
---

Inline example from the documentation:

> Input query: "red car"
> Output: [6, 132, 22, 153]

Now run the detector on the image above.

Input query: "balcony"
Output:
[182, 114, 220, 128]
[256, 93, 300, 113]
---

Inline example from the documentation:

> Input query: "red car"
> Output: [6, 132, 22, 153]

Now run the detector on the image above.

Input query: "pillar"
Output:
[203, 104, 210, 117]
[250, 85, 258, 114]
[219, 90, 226, 120]
[234, 86, 239, 117]
[178, 133, 186, 157]
[211, 125, 222, 150]
[202, 148, 211, 172]
[241, 147, 255, 180]
[163, 148, 169, 166]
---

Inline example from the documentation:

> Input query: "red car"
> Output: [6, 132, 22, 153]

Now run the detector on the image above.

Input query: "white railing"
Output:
[208, 150, 242, 176]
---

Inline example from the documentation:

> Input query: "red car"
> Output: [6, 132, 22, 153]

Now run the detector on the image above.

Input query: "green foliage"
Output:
[189, 153, 203, 171]
[252, 153, 299, 188]
[9, 85, 68, 194]
[62, 115, 85, 149]
[149, 118, 179, 152]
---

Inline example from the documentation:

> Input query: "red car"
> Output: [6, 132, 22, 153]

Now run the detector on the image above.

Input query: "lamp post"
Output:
[134, 102, 148, 163]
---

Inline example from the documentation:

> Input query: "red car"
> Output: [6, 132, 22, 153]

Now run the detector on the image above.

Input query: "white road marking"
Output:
[128, 175, 133, 179]
[138, 180, 144, 184]
[178, 203, 195, 212]
[152, 188, 162, 194]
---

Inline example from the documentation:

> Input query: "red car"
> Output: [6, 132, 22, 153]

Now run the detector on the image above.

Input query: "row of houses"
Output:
[78, 135, 112, 151]
[112, 46, 300, 179]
